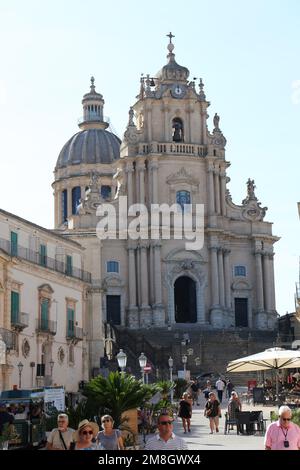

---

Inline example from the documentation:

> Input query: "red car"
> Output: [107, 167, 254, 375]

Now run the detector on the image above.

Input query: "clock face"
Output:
[171, 84, 186, 98]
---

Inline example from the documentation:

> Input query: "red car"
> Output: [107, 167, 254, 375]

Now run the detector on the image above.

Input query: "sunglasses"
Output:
[102, 419, 111, 423]
[159, 421, 173, 425]
[281, 418, 291, 421]
[82, 430, 93, 435]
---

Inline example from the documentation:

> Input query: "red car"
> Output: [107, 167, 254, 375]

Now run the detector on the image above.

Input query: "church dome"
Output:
[56, 128, 121, 169]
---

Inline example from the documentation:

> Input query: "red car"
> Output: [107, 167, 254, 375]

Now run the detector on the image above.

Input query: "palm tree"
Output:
[83, 372, 156, 427]
[156, 380, 175, 401]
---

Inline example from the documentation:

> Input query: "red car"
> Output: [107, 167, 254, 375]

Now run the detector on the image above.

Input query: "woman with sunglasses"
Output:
[73, 419, 100, 450]
[96, 415, 124, 450]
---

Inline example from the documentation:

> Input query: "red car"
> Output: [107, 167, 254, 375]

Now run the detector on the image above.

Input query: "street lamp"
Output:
[49, 359, 54, 385]
[168, 357, 174, 403]
[182, 354, 188, 378]
[138, 352, 147, 384]
[116, 349, 127, 373]
[17, 361, 23, 389]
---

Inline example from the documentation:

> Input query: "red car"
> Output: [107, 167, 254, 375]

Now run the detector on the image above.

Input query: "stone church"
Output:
[53, 35, 279, 374]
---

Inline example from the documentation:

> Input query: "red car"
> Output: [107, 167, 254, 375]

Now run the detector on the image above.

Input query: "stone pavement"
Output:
[144, 390, 277, 450]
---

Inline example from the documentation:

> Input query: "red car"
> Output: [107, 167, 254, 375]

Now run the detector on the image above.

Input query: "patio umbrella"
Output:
[227, 347, 300, 401]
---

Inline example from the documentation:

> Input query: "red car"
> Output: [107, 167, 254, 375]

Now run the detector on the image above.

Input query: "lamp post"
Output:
[17, 361, 23, 389]
[116, 349, 127, 374]
[182, 354, 187, 379]
[138, 352, 147, 384]
[49, 359, 54, 385]
[168, 357, 174, 403]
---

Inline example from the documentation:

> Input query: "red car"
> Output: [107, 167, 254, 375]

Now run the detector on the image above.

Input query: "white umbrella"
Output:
[227, 347, 300, 401]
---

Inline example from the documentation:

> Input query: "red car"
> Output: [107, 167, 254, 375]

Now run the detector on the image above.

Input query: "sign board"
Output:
[178, 370, 190, 381]
[44, 386, 65, 412]
[0, 338, 6, 364]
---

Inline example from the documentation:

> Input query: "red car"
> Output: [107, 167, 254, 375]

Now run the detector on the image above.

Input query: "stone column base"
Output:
[210, 306, 224, 328]
[254, 311, 268, 329]
[127, 307, 139, 328]
[152, 304, 165, 326]
[140, 307, 152, 327]
[267, 311, 278, 329]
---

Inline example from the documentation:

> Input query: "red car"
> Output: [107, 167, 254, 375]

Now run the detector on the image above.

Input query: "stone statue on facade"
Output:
[213, 113, 220, 129]
[246, 178, 256, 199]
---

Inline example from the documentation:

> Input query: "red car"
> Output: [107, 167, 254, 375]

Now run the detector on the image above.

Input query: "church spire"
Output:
[79, 76, 109, 130]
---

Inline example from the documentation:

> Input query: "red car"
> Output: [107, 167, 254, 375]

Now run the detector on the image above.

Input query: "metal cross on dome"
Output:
[167, 32, 175, 43]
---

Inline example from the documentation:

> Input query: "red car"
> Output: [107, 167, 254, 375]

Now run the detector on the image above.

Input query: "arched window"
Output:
[62, 189, 67, 223]
[172, 118, 184, 142]
[72, 186, 81, 214]
[101, 185, 111, 200]
[176, 190, 191, 212]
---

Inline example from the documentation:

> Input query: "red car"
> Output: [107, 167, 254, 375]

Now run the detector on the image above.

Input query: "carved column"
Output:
[263, 252, 271, 311]
[128, 247, 137, 308]
[140, 245, 149, 308]
[207, 166, 215, 214]
[146, 107, 152, 141]
[67, 186, 72, 218]
[269, 253, 276, 311]
[224, 249, 231, 309]
[210, 246, 220, 306]
[220, 169, 226, 216]
[153, 243, 162, 306]
[163, 105, 169, 141]
[54, 189, 59, 228]
[214, 169, 221, 214]
[255, 251, 264, 311]
[218, 248, 225, 308]
[126, 162, 134, 207]
[150, 159, 159, 204]
[137, 160, 145, 204]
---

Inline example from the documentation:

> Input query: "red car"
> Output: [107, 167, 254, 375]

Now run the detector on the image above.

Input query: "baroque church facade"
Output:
[53, 36, 279, 373]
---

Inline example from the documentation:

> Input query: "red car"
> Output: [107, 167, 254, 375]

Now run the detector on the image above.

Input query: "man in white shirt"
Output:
[145, 413, 188, 450]
[215, 378, 225, 403]
[47, 413, 74, 450]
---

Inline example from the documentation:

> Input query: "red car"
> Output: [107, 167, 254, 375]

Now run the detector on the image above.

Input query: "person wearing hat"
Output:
[72, 419, 100, 450]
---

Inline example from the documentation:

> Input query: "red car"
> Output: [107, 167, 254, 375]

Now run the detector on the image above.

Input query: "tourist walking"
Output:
[204, 392, 221, 434]
[178, 392, 192, 433]
[264, 406, 300, 450]
[72, 419, 100, 450]
[215, 377, 225, 403]
[145, 413, 188, 450]
[46, 413, 74, 450]
[96, 414, 124, 450]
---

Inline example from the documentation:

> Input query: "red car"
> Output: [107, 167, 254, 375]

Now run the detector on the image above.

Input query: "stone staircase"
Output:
[112, 324, 278, 385]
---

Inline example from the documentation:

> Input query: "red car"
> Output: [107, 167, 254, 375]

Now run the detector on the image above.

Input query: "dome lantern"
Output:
[79, 77, 109, 130]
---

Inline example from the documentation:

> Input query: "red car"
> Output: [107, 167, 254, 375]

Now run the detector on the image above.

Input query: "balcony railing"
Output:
[0, 237, 91, 283]
[138, 141, 207, 157]
[66, 325, 83, 341]
[11, 312, 29, 331]
[36, 319, 57, 335]
[0, 327, 17, 350]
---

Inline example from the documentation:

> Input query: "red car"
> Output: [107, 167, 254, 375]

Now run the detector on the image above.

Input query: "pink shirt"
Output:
[264, 420, 300, 450]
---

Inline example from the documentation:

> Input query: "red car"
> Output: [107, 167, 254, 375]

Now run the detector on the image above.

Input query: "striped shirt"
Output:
[145, 432, 188, 450]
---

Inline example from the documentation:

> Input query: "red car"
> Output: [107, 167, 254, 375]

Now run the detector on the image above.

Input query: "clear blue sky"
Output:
[0, 0, 299, 315]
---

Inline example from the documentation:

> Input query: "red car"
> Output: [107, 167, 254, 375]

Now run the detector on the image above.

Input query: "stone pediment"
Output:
[102, 274, 124, 289]
[166, 167, 199, 186]
[231, 280, 252, 291]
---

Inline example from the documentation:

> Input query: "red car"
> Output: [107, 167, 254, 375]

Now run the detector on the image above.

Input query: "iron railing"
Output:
[0, 237, 91, 283]
[0, 327, 17, 350]
[36, 319, 57, 335]
[11, 312, 29, 330]
[66, 325, 83, 341]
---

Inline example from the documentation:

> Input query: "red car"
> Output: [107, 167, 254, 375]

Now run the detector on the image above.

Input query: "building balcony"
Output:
[0, 237, 91, 283]
[36, 319, 57, 336]
[138, 141, 207, 157]
[0, 327, 17, 351]
[66, 325, 83, 342]
[11, 312, 29, 331]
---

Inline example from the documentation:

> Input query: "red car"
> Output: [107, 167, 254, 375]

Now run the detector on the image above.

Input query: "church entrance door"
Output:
[106, 295, 121, 325]
[174, 276, 197, 323]
[234, 298, 248, 327]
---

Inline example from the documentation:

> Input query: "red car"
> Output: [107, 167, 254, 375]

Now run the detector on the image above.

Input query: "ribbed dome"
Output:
[156, 55, 189, 83]
[56, 129, 121, 169]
